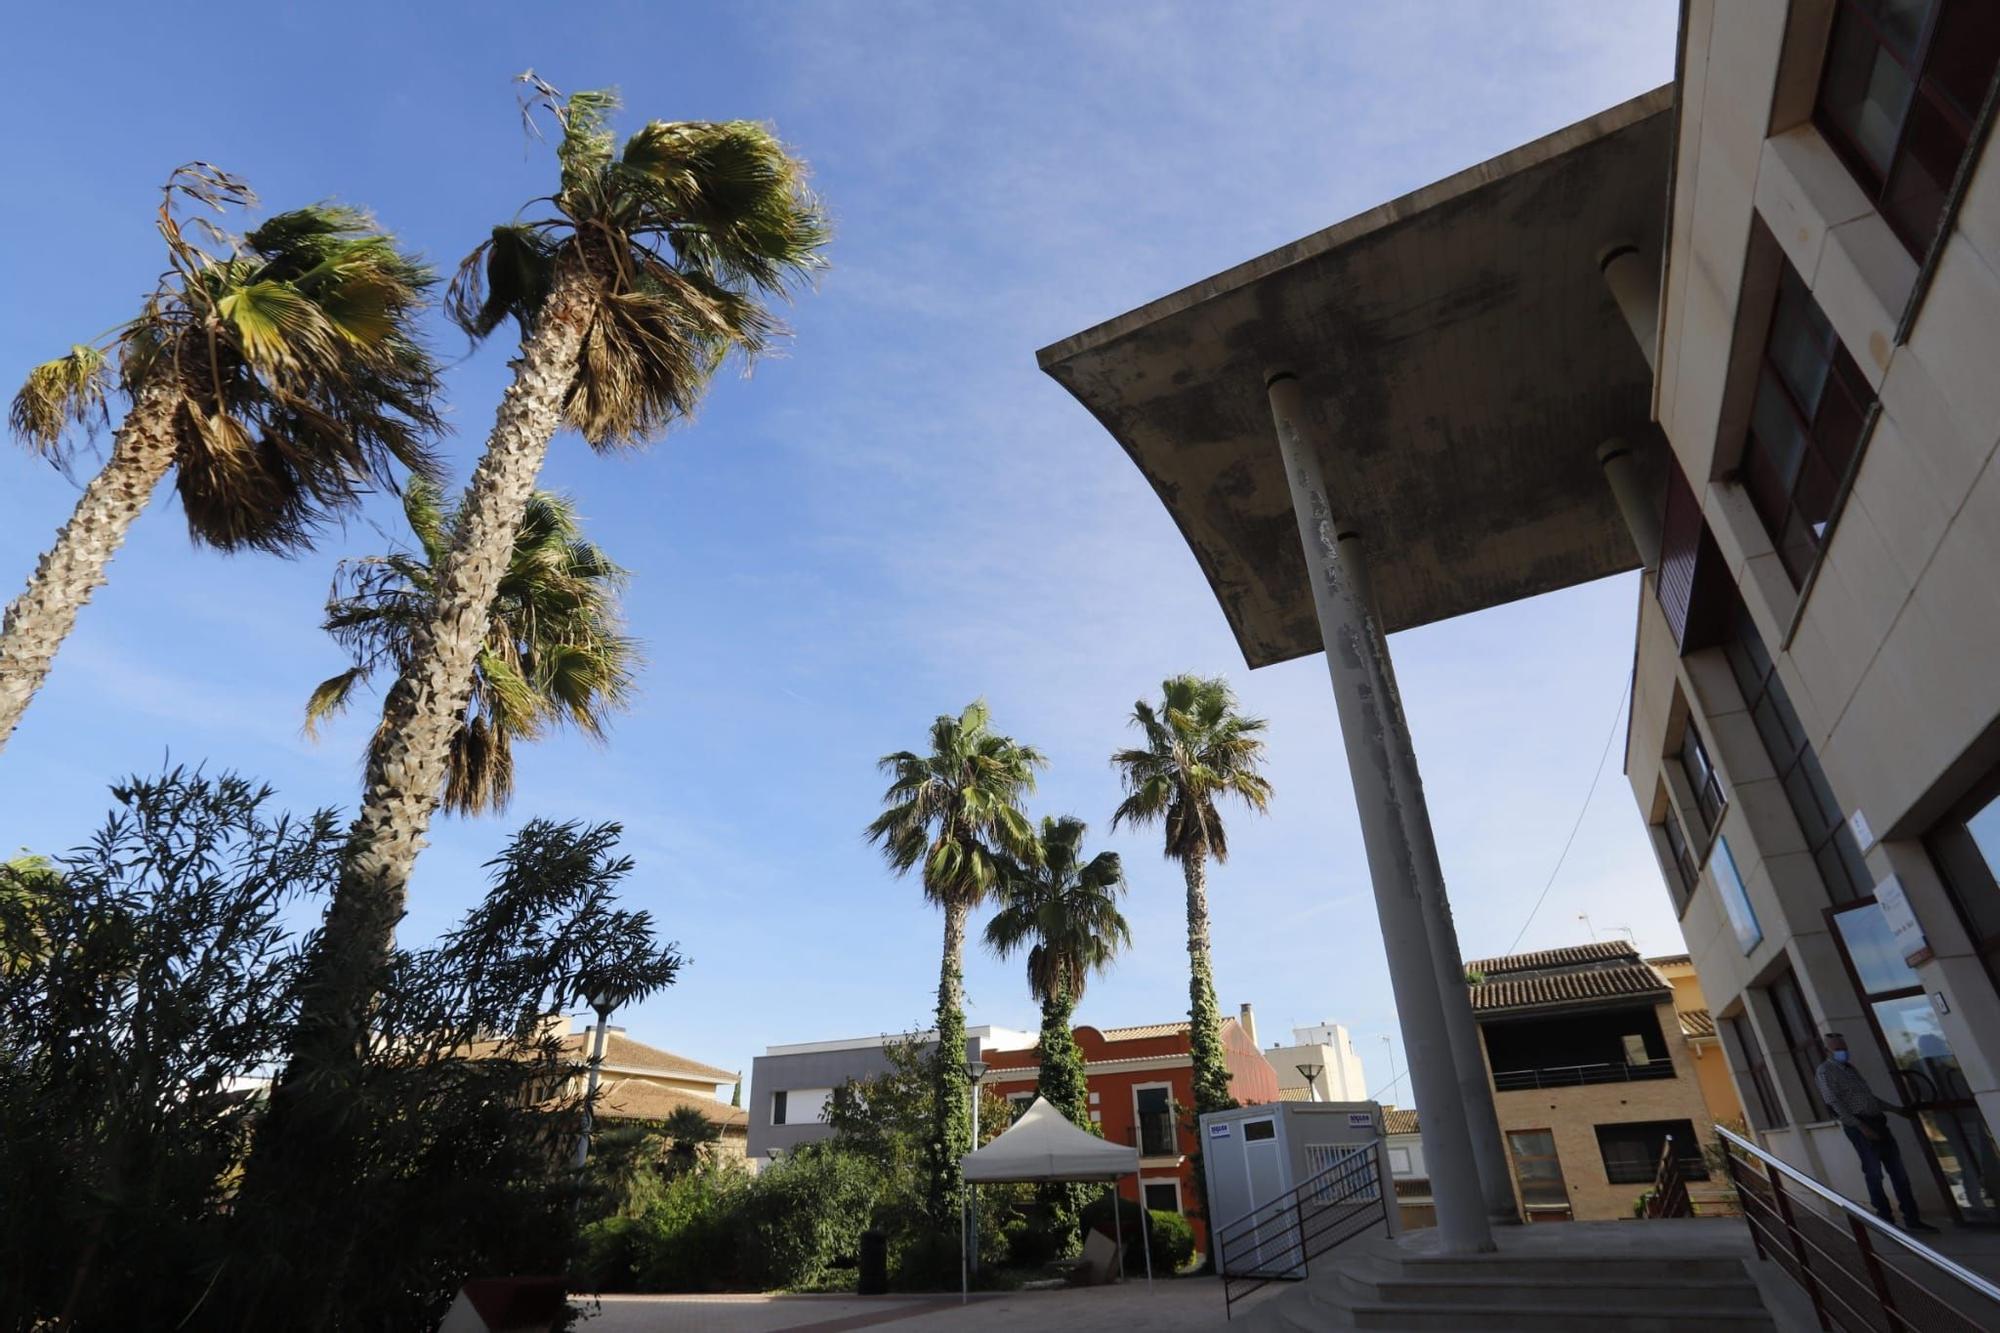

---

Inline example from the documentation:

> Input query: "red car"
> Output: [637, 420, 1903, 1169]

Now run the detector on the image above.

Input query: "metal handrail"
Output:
[1716, 1126, 2000, 1299]
[1645, 1132, 1692, 1218]
[1217, 1143, 1388, 1321]
[1716, 1123, 2000, 1332]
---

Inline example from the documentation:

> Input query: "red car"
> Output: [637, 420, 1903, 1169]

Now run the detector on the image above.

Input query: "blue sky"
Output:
[0, 1, 1680, 1105]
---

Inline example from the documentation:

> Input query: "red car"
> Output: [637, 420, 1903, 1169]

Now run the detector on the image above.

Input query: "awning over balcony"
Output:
[1036, 87, 1676, 668]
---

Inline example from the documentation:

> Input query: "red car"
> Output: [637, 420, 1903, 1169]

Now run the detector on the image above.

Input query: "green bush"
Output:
[889, 1226, 961, 1291]
[1147, 1209, 1196, 1272]
[1079, 1194, 1195, 1275]
[736, 1145, 878, 1289]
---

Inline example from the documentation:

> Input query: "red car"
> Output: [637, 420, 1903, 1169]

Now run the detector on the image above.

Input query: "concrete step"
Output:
[1329, 1297, 1775, 1331]
[1382, 1254, 1752, 1283]
[1339, 1273, 1768, 1311]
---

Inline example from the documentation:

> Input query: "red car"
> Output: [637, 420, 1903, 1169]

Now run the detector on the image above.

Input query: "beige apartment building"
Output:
[1468, 943, 1719, 1222]
[1041, 0, 2000, 1251]
[1622, 0, 2000, 1228]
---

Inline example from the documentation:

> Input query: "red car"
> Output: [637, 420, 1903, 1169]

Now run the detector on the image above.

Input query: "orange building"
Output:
[981, 1003, 1280, 1251]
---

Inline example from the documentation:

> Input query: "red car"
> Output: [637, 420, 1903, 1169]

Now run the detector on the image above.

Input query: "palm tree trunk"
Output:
[0, 386, 176, 752]
[930, 898, 971, 1227]
[1035, 985, 1090, 1255]
[1181, 852, 1231, 1114]
[290, 265, 596, 1056]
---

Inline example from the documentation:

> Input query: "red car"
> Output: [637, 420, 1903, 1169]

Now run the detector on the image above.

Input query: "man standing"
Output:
[1816, 1032, 1938, 1234]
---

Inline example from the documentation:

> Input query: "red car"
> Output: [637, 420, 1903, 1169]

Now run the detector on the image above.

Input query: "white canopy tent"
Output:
[956, 1096, 1152, 1301]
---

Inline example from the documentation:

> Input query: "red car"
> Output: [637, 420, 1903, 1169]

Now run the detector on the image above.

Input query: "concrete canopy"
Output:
[1037, 88, 1675, 668]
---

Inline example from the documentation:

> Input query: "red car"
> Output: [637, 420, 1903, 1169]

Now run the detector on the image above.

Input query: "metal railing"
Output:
[1491, 1060, 1678, 1091]
[1215, 1143, 1387, 1321]
[1645, 1133, 1693, 1218]
[1716, 1124, 2000, 1331]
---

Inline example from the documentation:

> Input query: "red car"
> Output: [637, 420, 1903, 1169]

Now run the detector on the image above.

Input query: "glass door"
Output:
[1829, 900, 2000, 1224]
[1506, 1128, 1571, 1221]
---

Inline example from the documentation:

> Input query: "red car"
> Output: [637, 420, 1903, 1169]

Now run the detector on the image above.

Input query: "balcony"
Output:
[1491, 1060, 1677, 1092]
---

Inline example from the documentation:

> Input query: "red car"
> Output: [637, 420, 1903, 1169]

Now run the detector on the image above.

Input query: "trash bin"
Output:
[857, 1228, 888, 1295]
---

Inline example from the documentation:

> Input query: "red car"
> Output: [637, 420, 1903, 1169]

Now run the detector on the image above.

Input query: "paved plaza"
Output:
[581, 1279, 1252, 1331]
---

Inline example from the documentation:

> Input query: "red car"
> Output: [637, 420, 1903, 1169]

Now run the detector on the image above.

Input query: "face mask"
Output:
[1832, 1050, 1850, 1064]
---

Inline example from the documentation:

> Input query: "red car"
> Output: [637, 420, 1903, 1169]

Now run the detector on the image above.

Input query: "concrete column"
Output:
[1600, 244, 1659, 371]
[1596, 437, 1662, 571]
[1266, 370, 1495, 1255]
[1337, 528, 1521, 1227]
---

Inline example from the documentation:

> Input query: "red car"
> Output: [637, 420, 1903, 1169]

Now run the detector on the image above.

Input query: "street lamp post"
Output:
[573, 992, 618, 1172]
[1296, 1062, 1325, 1103]
[965, 1059, 988, 1278]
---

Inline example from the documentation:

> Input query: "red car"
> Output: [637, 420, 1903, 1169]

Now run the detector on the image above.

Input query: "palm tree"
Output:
[285, 78, 827, 1075]
[866, 700, 1043, 1226]
[985, 815, 1128, 1251]
[659, 1104, 721, 1178]
[985, 817, 1129, 1119]
[1111, 675, 1272, 1115]
[304, 478, 635, 816]
[0, 165, 442, 751]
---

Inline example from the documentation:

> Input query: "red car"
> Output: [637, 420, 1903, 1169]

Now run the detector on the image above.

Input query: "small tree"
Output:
[0, 768, 685, 1331]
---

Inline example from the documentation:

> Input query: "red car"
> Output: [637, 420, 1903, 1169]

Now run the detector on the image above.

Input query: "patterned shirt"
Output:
[1816, 1056, 1888, 1129]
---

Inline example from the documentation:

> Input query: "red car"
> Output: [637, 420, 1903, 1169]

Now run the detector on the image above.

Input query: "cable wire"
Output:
[1504, 677, 1630, 954]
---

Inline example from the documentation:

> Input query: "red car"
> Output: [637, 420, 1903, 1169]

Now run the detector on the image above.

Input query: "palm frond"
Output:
[461, 91, 830, 453]
[303, 666, 369, 738]
[313, 484, 633, 816]
[9, 345, 112, 459]
[447, 224, 558, 340]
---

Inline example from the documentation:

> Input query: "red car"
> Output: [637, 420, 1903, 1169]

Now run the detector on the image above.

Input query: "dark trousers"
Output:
[1844, 1116, 1923, 1225]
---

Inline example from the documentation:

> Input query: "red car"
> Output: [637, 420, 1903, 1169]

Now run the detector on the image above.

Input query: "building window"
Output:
[1388, 1146, 1413, 1175]
[1242, 1118, 1276, 1143]
[1928, 765, 2000, 995]
[1722, 602, 1871, 903]
[1729, 1013, 1789, 1129]
[1739, 261, 1878, 589]
[1595, 1120, 1709, 1186]
[1816, 0, 2000, 259]
[1767, 968, 1833, 1122]
[771, 1087, 830, 1128]
[1660, 804, 1700, 909]
[1506, 1129, 1570, 1212]
[1143, 1180, 1182, 1214]
[1679, 723, 1727, 835]
[1135, 1085, 1176, 1157]
[1712, 837, 1765, 955]
[1006, 1092, 1035, 1122]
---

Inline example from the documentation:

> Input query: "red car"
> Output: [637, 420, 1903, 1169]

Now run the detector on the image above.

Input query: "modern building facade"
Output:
[1041, 0, 2000, 1249]
[1266, 1019, 1370, 1104]
[1618, 0, 2000, 1230]
[744, 1025, 1036, 1160]
[1468, 943, 1720, 1222]
[982, 1010, 1281, 1251]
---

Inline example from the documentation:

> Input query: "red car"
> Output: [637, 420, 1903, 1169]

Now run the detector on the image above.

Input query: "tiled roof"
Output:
[1648, 953, 1693, 968]
[567, 1031, 736, 1083]
[1099, 1022, 1190, 1040]
[1678, 1008, 1717, 1039]
[1382, 1106, 1420, 1136]
[1469, 960, 1670, 1014]
[1276, 1085, 1312, 1101]
[1465, 940, 1639, 976]
[596, 1077, 749, 1129]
